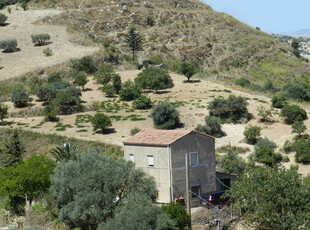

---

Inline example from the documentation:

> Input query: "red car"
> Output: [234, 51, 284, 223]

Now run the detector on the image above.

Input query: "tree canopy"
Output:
[125, 28, 143, 62]
[50, 152, 158, 229]
[228, 166, 310, 230]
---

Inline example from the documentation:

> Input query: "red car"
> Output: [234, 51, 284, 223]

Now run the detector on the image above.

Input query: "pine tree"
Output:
[125, 28, 143, 62]
[3, 130, 24, 166]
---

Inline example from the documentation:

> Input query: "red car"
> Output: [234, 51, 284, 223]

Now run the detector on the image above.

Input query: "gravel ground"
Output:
[0, 8, 98, 79]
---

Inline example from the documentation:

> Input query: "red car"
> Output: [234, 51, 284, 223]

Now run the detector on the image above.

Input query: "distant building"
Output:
[123, 129, 216, 206]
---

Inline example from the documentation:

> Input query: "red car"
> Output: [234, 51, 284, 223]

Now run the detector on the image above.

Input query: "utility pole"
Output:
[185, 153, 192, 230]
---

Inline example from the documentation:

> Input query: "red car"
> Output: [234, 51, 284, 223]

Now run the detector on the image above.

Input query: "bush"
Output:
[132, 95, 152, 110]
[70, 56, 97, 74]
[44, 102, 59, 122]
[235, 77, 251, 88]
[161, 203, 190, 230]
[0, 12, 8, 25]
[0, 39, 18, 52]
[91, 112, 112, 133]
[135, 66, 174, 92]
[271, 94, 287, 109]
[146, 16, 155, 26]
[42, 47, 53, 56]
[95, 63, 115, 86]
[281, 104, 307, 124]
[73, 71, 88, 91]
[292, 137, 310, 164]
[11, 88, 29, 108]
[282, 140, 293, 153]
[284, 83, 310, 102]
[218, 147, 246, 175]
[112, 74, 122, 94]
[130, 127, 141, 136]
[208, 95, 250, 123]
[195, 116, 226, 138]
[31, 33, 50, 46]
[180, 61, 199, 82]
[119, 80, 141, 101]
[0, 103, 8, 123]
[257, 106, 273, 122]
[291, 120, 306, 137]
[243, 125, 262, 145]
[151, 102, 180, 129]
[102, 84, 115, 97]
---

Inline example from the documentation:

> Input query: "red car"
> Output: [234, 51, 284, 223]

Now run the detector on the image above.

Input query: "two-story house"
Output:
[123, 129, 216, 205]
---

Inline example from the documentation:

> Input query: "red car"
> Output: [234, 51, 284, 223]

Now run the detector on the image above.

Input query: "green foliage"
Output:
[99, 193, 177, 230]
[130, 127, 141, 136]
[50, 143, 78, 163]
[132, 95, 152, 110]
[284, 83, 310, 102]
[91, 112, 112, 133]
[73, 71, 88, 90]
[151, 102, 180, 129]
[125, 27, 143, 62]
[0, 39, 18, 52]
[31, 33, 50, 46]
[195, 116, 226, 138]
[208, 95, 250, 123]
[161, 203, 190, 230]
[216, 144, 250, 154]
[11, 88, 29, 108]
[218, 147, 246, 175]
[43, 47, 53, 56]
[0, 129, 24, 167]
[0, 103, 8, 123]
[271, 94, 287, 109]
[70, 56, 97, 74]
[95, 63, 115, 86]
[119, 80, 141, 101]
[20, 1, 28, 10]
[292, 120, 307, 137]
[0, 12, 8, 25]
[282, 140, 293, 154]
[228, 166, 310, 229]
[243, 125, 261, 145]
[257, 106, 273, 122]
[43, 101, 59, 122]
[235, 77, 251, 88]
[281, 104, 308, 124]
[180, 61, 199, 82]
[146, 16, 155, 26]
[112, 74, 122, 94]
[50, 152, 158, 229]
[253, 138, 282, 167]
[292, 137, 310, 164]
[0, 155, 55, 214]
[102, 84, 115, 97]
[135, 66, 174, 92]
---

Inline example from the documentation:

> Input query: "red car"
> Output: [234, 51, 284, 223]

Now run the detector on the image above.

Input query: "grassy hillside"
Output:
[29, 0, 310, 87]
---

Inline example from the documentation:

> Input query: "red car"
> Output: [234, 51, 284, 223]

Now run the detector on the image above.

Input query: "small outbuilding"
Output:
[123, 129, 217, 206]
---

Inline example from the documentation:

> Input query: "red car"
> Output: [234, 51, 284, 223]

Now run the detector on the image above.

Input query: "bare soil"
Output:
[0, 8, 98, 79]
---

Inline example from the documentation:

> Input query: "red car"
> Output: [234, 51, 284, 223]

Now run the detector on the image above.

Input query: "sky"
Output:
[203, 0, 310, 34]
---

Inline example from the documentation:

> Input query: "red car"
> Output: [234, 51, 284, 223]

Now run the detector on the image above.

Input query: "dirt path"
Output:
[0, 8, 98, 79]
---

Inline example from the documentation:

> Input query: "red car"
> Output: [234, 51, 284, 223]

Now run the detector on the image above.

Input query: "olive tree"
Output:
[91, 112, 112, 133]
[151, 102, 180, 129]
[50, 152, 158, 229]
[31, 33, 51, 46]
[0, 39, 18, 52]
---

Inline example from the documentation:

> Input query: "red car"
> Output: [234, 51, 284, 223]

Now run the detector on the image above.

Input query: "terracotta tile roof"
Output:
[123, 129, 191, 146]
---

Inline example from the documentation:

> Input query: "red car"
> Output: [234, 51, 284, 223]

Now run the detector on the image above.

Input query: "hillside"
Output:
[30, 0, 310, 86]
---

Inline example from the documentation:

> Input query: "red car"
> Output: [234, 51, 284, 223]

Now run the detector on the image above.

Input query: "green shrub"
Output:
[112, 74, 122, 94]
[91, 112, 112, 133]
[161, 203, 190, 230]
[130, 127, 141, 136]
[284, 83, 310, 102]
[235, 77, 251, 88]
[263, 80, 278, 93]
[281, 104, 307, 124]
[243, 125, 262, 144]
[73, 71, 88, 91]
[258, 106, 273, 122]
[208, 95, 250, 123]
[195, 116, 226, 138]
[282, 140, 293, 153]
[291, 120, 307, 137]
[0, 39, 18, 52]
[44, 102, 59, 122]
[102, 84, 115, 97]
[0, 12, 8, 25]
[95, 63, 115, 86]
[253, 140, 282, 167]
[151, 102, 180, 129]
[70, 56, 97, 74]
[135, 66, 174, 92]
[292, 137, 310, 164]
[132, 95, 152, 110]
[11, 88, 29, 108]
[0, 103, 8, 123]
[180, 61, 199, 82]
[42, 47, 53, 56]
[218, 147, 246, 175]
[31, 33, 50, 46]
[146, 16, 155, 26]
[119, 80, 141, 101]
[271, 94, 287, 109]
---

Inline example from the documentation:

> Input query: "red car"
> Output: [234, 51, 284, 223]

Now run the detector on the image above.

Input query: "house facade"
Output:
[123, 129, 217, 205]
